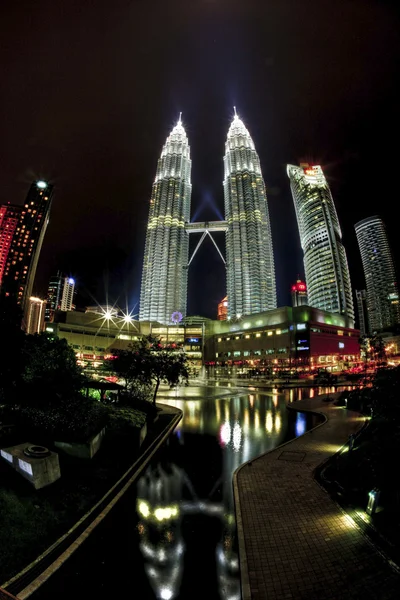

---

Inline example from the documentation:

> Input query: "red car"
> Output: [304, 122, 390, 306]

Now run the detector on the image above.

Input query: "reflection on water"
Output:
[134, 386, 333, 600]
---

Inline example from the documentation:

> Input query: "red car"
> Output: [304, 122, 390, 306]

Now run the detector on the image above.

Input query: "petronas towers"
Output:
[139, 111, 276, 324]
[139, 117, 191, 324]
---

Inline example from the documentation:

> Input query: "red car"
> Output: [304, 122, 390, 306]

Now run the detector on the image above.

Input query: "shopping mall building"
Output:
[203, 305, 360, 375]
[49, 304, 360, 378]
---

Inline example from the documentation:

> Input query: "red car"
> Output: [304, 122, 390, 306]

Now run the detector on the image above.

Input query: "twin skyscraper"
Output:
[139, 112, 354, 327]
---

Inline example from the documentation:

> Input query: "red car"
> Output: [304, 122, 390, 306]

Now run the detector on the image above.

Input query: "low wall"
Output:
[55, 428, 106, 459]
[139, 422, 147, 447]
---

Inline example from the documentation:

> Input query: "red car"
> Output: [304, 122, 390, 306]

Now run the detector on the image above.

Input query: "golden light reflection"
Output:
[309, 388, 314, 398]
[265, 411, 273, 433]
[254, 412, 260, 430]
[275, 414, 282, 432]
[243, 409, 250, 432]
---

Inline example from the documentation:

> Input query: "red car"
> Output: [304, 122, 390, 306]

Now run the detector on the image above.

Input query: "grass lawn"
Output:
[0, 406, 147, 584]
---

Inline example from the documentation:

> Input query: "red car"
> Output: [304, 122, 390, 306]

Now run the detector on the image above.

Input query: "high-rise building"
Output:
[223, 110, 276, 318]
[355, 289, 368, 336]
[45, 272, 75, 321]
[0, 203, 22, 286]
[2, 181, 53, 310]
[355, 216, 399, 332]
[291, 279, 308, 307]
[217, 296, 228, 321]
[26, 296, 45, 334]
[45, 271, 63, 322]
[287, 164, 354, 325]
[60, 277, 75, 311]
[139, 116, 192, 324]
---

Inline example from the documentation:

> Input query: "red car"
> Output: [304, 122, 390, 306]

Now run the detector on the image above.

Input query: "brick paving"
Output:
[234, 396, 400, 599]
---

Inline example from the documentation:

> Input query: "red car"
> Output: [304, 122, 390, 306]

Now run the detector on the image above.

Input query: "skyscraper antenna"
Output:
[233, 106, 237, 117]
[178, 112, 182, 124]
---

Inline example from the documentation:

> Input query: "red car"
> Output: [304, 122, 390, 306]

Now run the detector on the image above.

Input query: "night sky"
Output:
[1, 0, 399, 319]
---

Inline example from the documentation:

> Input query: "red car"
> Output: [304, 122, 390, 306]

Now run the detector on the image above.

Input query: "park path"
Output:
[234, 395, 400, 599]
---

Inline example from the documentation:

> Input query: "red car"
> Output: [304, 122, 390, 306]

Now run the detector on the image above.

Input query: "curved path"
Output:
[234, 395, 400, 600]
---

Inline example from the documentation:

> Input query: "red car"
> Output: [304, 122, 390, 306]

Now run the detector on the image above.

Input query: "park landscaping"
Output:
[0, 298, 188, 584]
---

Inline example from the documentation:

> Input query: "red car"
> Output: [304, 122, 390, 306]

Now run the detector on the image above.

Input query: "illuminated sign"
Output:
[296, 323, 306, 330]
[298, 339, 307, 344]
[304, 168, 316, 176]
[187, 338, 199, 343]
[18, 459, 33, 475]
[1, 450, 12, 463]
[297, 346, 310, 351]
[339, 342, 345, 349]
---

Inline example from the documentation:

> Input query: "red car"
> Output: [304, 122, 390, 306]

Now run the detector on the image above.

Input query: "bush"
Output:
[18, 396, 108, 443]
[107, 407, 146, 433]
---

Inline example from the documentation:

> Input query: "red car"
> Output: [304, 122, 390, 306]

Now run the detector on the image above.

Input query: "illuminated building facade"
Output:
[287, 164, 354, 326]
[140, 117, 192, 324]
[355, 216, 400, 332]
[49, 310, 203, 375]
[217, 296, 228, 320]
[205, 305, 360, 373]
[26, 296, 45, 334]
[45, 271, 63, 321]
[0, 204, 22, 286]
[355, 289, 368, 337]
[224, 111, 276, 318]
[60, 277, 75, 311]
[291, 279, 308, 307]
[2, 181, 53, 310]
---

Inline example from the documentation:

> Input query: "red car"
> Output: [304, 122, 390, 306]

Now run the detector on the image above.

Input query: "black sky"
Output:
[1, 0, 399, 319]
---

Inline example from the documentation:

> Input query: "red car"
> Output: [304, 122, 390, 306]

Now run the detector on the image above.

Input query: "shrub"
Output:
[107, 407, 146, 432]
[18, 396, 108, 443]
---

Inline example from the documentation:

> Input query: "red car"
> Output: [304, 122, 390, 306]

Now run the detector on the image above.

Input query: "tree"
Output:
[0, 294, 25, 403]
[369, 334, 386, 365]
[105, 335, 189, 405]
[20, 333, 87, 406]
[148, 339, 189, 404]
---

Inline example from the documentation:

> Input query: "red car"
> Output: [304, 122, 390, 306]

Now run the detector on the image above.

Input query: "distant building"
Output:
[0, 204, 22, 286]
[355, 216, 400, 332]
[355, 289, 368, 336]
[45, 272, 75, 321]
[217, 296, 228, 320]
[2, 181, 53, 311]
[60, 277, 75, 311]
[45, 271, 63, 321]
[291, 279, 308, 307]
[287, 164, 354, 326]
[26, 297, 45, 334]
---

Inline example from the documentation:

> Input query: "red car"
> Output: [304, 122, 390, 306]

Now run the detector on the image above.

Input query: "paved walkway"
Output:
[234, 395, 400, 599]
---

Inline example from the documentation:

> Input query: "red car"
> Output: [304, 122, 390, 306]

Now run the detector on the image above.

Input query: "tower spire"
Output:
[178, 112, 182, 125]
[233, 106, 237, 118]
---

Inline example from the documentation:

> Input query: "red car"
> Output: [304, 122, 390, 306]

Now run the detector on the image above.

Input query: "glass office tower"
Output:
[287, 164, 354, 325]
[355, 216, 399, 332]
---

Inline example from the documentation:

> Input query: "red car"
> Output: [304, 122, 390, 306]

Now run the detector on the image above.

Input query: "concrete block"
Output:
[0, 443, 60, 489]
[139, 422, 147, 447]
[55, 427, 106, 459]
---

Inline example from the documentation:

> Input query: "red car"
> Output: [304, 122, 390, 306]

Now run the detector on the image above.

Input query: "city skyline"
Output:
[0, 0, 399, 318]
